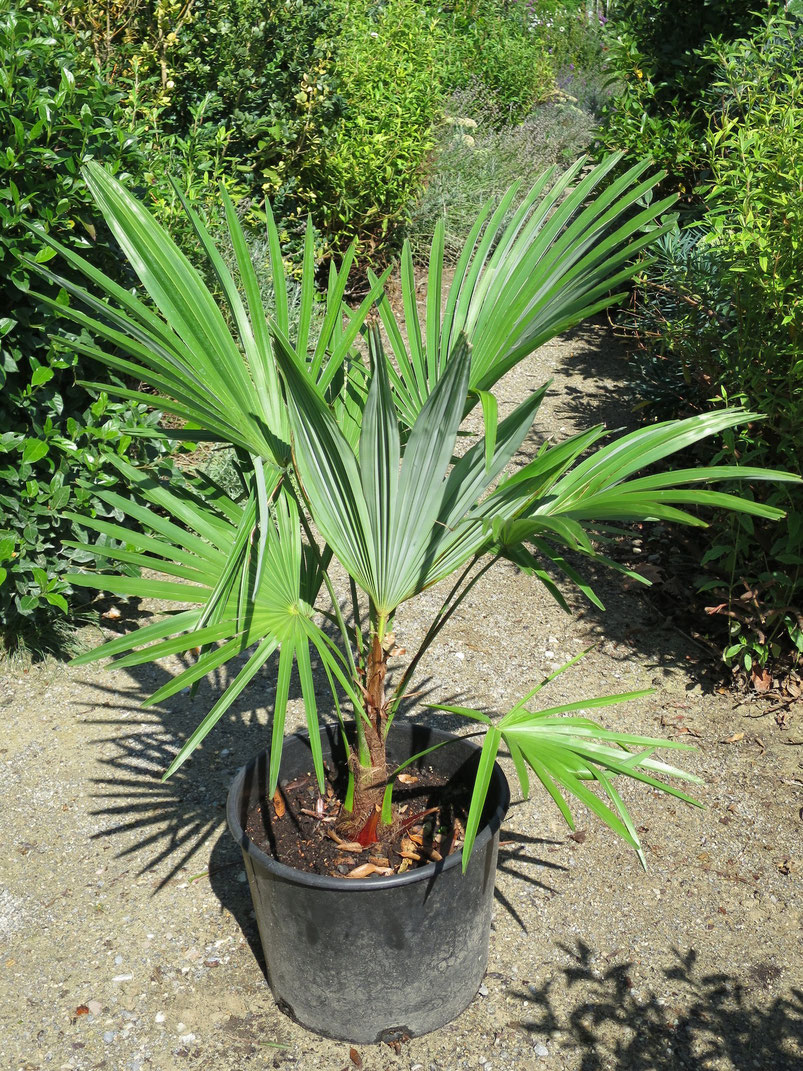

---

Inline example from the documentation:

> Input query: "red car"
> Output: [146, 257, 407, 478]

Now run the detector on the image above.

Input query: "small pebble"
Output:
[478, 983, 489, 997]
[103, 1031, 116, 1043]
[155, 1012, 166, 1023]
[533, 1042, 549, 1057]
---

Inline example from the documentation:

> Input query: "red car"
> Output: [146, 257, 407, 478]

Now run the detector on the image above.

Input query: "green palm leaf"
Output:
[375, 155, 677, 426]
[434, 666, 702, 870]
[66, 467, 348, 787]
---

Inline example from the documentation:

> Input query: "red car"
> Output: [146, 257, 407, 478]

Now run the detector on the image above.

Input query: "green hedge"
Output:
[0, 3, 180, 652]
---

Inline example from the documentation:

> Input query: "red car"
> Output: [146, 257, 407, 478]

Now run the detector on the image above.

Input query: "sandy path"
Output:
[2, 322, 801, 1071]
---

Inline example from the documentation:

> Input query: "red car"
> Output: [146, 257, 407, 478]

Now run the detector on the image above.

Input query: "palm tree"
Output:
[26, 154, 796, 861]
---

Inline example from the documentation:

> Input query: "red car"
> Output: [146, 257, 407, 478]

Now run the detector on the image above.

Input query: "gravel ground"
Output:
[2, 323, 801, 1071]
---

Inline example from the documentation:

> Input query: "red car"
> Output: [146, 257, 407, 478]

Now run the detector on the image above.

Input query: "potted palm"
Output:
[27, 155, 796, 1042]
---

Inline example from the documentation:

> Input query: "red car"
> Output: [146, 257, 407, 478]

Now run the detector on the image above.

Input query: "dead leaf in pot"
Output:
[349, 1047, 363, 1068]
[74, 1005, 89, 1016]
[346, 862, 393, 878]
[272, 789, 285, 818]
[397, 773, 418, 784]
[721, 732, 745, 744]
[326, 829, 364, 852]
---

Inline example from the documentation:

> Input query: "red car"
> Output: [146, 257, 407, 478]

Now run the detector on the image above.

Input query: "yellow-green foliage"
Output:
[314, 0, 446, 256]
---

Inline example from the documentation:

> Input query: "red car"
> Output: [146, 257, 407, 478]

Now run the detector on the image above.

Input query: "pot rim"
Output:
[227, 723, 510, 892]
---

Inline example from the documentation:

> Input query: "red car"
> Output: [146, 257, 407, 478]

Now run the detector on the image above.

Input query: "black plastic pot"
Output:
[227, 721, 510, 1043]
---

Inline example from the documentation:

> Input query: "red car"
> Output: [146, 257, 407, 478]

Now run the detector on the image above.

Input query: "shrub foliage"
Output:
[0, 2, 179, 651]
[605, 7, 803, 674]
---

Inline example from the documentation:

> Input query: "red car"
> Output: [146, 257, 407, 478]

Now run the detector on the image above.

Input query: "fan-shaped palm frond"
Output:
[67, 462, 359, 792]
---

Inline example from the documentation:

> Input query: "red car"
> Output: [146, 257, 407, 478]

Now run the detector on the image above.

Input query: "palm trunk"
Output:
[340, 633, 389, 838]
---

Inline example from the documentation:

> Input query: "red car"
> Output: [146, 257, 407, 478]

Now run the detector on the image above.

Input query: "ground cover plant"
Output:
[23, 155, 798, 874]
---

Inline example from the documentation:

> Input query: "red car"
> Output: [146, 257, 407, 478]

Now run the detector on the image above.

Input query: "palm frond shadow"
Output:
[493, 828, 567, 934]
[531, 319, 728, 684]
[546, 319, 636, 436]
[491, 322, 724, 688]
[80, 639, 304, 890]
[79, 631, 441, 890]
[510, 940, 803, 1071]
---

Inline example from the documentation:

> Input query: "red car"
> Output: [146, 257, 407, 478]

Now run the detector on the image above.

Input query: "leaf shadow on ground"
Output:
[509, 940, 803, 1071]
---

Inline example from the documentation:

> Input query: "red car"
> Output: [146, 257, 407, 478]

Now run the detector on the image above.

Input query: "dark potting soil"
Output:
[243, 763, 472, 879]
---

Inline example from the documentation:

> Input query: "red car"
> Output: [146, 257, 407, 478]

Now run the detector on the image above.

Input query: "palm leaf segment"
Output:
[67, 462, 359, 791]
[23, 161, 389, 464]
[430, 653, 704, 872]
[278, 323, 791, 622]
[276, 326, 551, 619]
[373, 155, 679, 428]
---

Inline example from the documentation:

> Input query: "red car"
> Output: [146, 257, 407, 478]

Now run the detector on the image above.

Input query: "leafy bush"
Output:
[697, 14, 803, 671]
[0, 2, 179, 652]
[163, 0, 342, 230]
[437, 0, 553, 124]
[597, 0, 769, 191]
[310, 0, 446, 256]
[604, 0, 766, 108]
[618, 12, 803, 676]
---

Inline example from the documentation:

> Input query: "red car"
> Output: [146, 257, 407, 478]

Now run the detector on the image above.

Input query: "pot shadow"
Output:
[509, 940, 803, 1071]
[77, 634, 447, 893]
[75, 639, 316, 889]
[206, 829, 267, 978]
